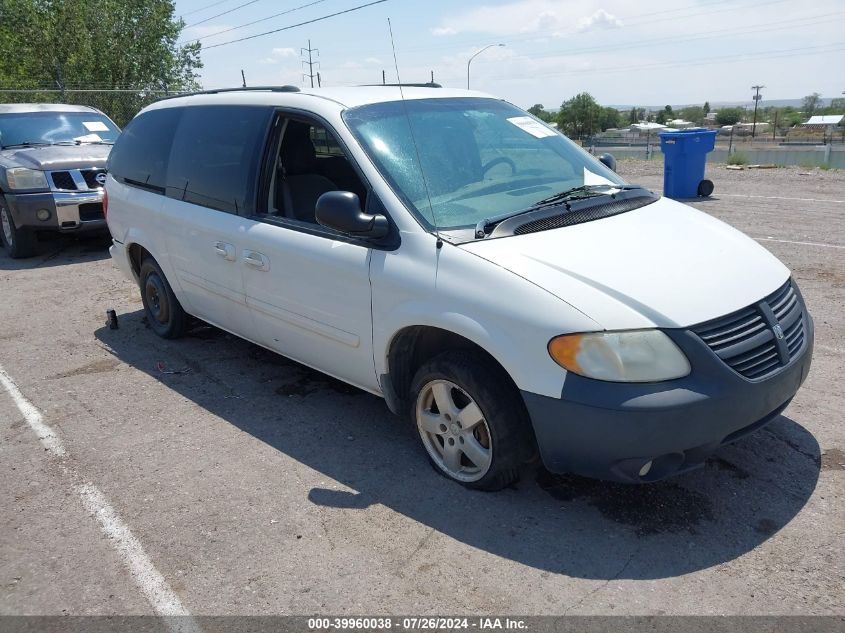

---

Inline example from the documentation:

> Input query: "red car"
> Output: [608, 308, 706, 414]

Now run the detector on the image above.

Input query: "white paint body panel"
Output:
[462, 197, 790, 329]
[106, 88, 795, 401]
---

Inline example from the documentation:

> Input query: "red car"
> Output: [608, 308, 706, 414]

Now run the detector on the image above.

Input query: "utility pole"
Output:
[301, 40, 319, 88]
[241, 69, 246, 88]
[751, 84, 764, 139]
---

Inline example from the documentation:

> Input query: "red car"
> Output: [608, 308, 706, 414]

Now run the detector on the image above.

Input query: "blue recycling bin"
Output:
[658, 128, 718, 199]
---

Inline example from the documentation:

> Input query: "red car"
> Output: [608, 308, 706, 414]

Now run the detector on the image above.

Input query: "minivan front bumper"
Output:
[522, 318, 814, 483]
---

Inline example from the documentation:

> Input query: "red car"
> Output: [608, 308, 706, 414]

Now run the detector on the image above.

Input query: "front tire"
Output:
[410, 351, 532, 491]
[0, 196, 37, 258]
[139, 257, 188, 339]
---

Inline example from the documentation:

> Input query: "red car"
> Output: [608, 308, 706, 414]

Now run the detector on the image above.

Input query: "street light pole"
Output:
[467, 44, 505, 89]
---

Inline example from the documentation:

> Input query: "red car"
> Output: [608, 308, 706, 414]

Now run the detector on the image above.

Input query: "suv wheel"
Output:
[139, 256, 188, 339]
[410, 351, 532, 491]
[0, 196, 37, 258]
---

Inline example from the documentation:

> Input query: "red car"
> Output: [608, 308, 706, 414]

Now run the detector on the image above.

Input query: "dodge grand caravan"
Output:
[105, 86, 813, 490]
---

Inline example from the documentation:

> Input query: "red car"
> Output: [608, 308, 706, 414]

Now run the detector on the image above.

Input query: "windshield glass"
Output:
[0, 111, 120, 147]
[343, 97, 626, 230]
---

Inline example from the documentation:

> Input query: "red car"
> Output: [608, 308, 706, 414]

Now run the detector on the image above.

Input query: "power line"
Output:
[370, 0, 790, 59]
[180, 0, 237, 18]
[443, 43, 845, 83]
[524, 12, 843, 62]
[184, 0, 263, 29]
[179, 0, 330, 44]
[202, 0, 389, 50]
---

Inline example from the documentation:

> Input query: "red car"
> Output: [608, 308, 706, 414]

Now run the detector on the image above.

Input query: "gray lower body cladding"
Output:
[522, 318, 814, 483]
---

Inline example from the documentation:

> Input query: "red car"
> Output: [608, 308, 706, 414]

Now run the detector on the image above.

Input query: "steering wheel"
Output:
[481, 156, 517, 177]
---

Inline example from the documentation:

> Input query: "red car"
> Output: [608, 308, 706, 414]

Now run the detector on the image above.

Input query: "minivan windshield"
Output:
[0, 111, 120, 148]
[343, 97, 626, 230]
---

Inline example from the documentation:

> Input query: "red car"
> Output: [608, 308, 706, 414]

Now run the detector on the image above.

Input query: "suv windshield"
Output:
[344, 97, 626, 230]
[0, 111, 120, 148]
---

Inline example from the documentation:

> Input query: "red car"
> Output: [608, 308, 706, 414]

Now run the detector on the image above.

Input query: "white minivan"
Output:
[105, 85, 813, 490]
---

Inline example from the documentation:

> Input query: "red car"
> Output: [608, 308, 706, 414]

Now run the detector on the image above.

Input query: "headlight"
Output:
[6, 168, 49, 191]
[548, 330, 690, 382]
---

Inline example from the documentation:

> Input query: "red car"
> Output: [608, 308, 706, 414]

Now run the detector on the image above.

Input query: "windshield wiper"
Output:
[0, 141, 52, 149]
[474, 184, 645, 239]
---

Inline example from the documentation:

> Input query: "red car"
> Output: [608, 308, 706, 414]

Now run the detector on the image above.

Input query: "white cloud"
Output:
[271, 47, 297, 58]
[577, 9, 622, 33]
[259, 47, 298, 65]
[364, 57, 383, 65]
[429, 0, 584, 37]
[181, 23, 235, 41]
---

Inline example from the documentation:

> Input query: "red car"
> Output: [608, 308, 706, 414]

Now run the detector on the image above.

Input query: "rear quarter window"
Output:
[165, 105, 272, 215]
[107, 107, 182, 192]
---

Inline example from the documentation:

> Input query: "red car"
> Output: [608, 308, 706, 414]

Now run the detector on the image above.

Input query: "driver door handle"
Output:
[243, 250, 270, 272]
[213, 241, 236, 262]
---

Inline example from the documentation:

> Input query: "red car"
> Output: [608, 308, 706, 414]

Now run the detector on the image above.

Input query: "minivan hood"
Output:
[461, 197, 789, 330]
[0, 144, 111, 170]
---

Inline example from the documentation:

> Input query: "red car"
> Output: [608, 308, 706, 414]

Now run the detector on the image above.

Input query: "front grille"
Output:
[50, 171, 77, 190]
[512, 195, 656, 235]
[78, 202, 104, 221]
[692, 279, 806, 380]
[81, 169, 105, 189]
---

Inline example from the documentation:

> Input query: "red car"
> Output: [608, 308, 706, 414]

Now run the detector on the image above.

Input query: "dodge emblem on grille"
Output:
[95, 172, 107, 186]
[773, 324, 785, 340]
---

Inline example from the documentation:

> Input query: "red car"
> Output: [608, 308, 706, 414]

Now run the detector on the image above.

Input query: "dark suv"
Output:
[0, 103, 120, 257]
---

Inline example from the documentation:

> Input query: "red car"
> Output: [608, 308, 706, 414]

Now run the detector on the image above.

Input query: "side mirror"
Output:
[316, 191, 389, 239]
[599, 153, 617, 172]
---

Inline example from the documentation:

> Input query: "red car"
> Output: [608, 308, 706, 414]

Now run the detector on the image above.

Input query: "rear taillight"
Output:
[103, 189, 109, 217]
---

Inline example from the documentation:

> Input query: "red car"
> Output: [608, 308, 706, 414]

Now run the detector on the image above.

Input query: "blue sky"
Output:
[175, 0, 845, 109]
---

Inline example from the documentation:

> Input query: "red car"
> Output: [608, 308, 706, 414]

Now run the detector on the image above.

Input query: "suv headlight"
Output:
[6, 168, 49, 191]
[548, 330, 690, 382]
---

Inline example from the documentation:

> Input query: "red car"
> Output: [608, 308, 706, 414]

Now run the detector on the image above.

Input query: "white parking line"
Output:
[721, 193, 845, 204]
[0, 365, 66, 457]
[754, 237, 845, 250]
[0, 362, 200, 633]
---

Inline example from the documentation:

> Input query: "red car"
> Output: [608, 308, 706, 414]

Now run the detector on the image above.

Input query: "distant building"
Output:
[802, 115, 843, 132]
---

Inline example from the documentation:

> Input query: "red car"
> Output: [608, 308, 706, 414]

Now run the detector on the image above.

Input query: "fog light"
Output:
[36, 208, 51, 221]
[638, 460, 653, 477]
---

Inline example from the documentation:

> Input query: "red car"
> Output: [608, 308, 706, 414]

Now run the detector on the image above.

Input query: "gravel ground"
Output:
[0, 160, 843, 618]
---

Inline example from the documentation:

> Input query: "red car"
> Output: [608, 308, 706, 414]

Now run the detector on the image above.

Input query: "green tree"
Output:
[598, 107, 621, 131]
[827, 98, 845, 113]
[716, 107, 744, 126]
[0, 0, 202, 92]
[703, 101, 710, 114]
[679, 105, 705, 125]
[802, 93, 822, 116]
[655, 110, 668, 125]
[628, 107, 639, 124]
[557, 92, 603, 139]
[527, 104, 554, 123]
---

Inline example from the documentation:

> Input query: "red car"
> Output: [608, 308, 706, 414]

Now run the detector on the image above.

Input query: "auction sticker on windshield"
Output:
[506, 116, 557, 138]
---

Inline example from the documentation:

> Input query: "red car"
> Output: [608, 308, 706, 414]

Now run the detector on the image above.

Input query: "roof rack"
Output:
[155, 85, 301, 102]
[360, 82, 442, 88]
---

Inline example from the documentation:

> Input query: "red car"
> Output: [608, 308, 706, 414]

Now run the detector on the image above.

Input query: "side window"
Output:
[268, 117, 367, 223]
[107, 108, 181, 192]
[166, 105, 272, 215]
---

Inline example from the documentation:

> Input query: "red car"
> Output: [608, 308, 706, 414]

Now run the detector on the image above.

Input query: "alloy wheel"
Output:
[415, 379, 493, 482]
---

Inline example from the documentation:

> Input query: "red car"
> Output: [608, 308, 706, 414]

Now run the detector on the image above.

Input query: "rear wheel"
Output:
[410, 351, 532, 491]
[139, 257, 188, 339]
[0, 196, 37, 258]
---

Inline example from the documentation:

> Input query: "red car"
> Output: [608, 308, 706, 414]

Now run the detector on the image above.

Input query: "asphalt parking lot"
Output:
[1, 161, 843, 617]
